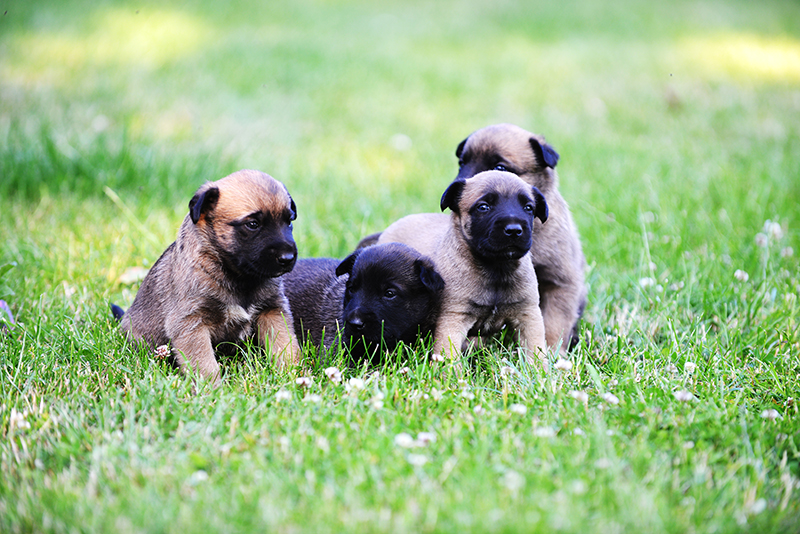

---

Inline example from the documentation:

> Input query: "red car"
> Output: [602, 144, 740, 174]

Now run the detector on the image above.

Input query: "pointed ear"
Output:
[440, 178, 466, 213]
[529, 137, 560, 168]
[415, 258, 445, 293]
[455, 136, 468, 158]
[531, 186, 549, 223]
[188, 185, 220, 224]
[336, 249, 361, 277]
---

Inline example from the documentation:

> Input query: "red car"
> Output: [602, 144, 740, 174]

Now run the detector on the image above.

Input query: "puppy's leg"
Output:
[539, 283, 584, 353]
[515, 304, 549, 370]
[432, 312, 471, 361]
[170, 326, 221, 386]
[257, 308, 301, 368]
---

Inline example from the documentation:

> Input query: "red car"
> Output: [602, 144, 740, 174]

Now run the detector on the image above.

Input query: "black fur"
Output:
[283, 243, 444, 362]
[189, 186, 220, 224]
[110, 303, 125, 322]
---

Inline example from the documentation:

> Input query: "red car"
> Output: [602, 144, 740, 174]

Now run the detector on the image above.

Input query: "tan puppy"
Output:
[375, 124, 587, 352]
[381, 170, 549, 366]
[111, 169, 301, 384]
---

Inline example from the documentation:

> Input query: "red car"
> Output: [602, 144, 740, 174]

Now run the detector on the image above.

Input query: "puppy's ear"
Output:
[440, 178, 466, 213]
[289, 196, 297, 221]
[189, 185, 220, 224]
[531, 186, 549, 223]
[415, 258, 445, 293]
[455, 137, 468, 159]
[529, 138, 560, 169]
[336, 249, 361, 277]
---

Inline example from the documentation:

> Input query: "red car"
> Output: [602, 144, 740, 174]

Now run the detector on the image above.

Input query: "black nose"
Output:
[504, 223, 523, 237]
[277, 251, 296, 266]
[347, 316, 364, 331]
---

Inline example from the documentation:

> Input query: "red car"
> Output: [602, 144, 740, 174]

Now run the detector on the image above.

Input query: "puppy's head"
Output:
[441, 170, 548, 262]
[335, 243, 444, 361]
[455, 123, 559, 190]
[188, 169, 297, 282]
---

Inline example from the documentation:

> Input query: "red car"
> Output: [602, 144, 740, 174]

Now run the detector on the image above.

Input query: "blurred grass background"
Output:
[1, 0, 799, 532]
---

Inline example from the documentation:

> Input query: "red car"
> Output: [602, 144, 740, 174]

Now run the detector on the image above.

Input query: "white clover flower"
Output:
[734, 269, 749, 282]
[394, 432, 416, 448]
[275, 389, 292, 402]
[760, 409, 781, 420]
[666, 363, 678, 375]
[573, 428, 586, 436]
[154, 345, 170, 360]
[501, 470, 525, 492]
[416, 432, 436, 446]
[430, 388, 443, 402]
[639, 277, 656, 288]
[430, 352, 444, 362]
[781, 246, 794, 258]
[407, 453, 428, 467]
[684, 362, 697, 374]
[369, 396, 384, 410]
[764, 220, 783, 240]
[750, 498, 768, 515]
[9, 408, 30, 430]
[534, 427, 556, 438]
[473, 404, 486, 415]
[509, 403, 527, 415]
[295, 376, 313, 388]
[674, 390, 695, 402]
[399, 366, 411, 375]
[755, 233, 768, 247]
[316, 436, 330, 453]
[346, 377, 365, 391]
[500, 365, 518, 377]
[324, 367, 342, 384]
[554, 358, 573, 371]
[608, 379, 619, 387]
[303, 393, 321, 403]
[601, 392, 620, 405]
[461, 389, 475, 400]
[568, 390, 589, 404]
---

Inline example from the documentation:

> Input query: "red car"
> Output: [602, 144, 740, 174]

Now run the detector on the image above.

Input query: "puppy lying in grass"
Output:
[283, 243, 444, 362]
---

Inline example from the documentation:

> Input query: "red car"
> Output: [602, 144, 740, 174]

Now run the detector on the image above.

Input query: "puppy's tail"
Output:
[110, 303, 126, 322]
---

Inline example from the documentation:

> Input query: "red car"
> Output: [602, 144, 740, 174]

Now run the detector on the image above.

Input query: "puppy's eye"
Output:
[245, 220, 260, 230]
[476, 203, 491, 213]
[384, 288, 397, 299]
[523, 204, 534, 214]
[494, 164, 508, 172]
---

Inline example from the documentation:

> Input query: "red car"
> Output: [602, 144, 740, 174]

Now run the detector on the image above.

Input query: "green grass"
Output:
[1, 0, 799, 532]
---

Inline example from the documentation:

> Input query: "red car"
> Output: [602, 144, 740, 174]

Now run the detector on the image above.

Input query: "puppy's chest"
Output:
[207, 301, 260, 342]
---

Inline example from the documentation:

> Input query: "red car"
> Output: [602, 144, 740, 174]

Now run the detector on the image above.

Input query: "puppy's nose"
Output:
[347, 316, 365, 331]
[277, 251, 297, 266]
[504, 223, 523, 237]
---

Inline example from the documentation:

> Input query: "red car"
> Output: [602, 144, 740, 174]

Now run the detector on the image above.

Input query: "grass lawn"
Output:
[1, 0, 799, 531]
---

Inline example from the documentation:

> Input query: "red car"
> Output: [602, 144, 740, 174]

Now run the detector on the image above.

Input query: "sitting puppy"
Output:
[283, 243, 444, 362]
[378, 170, 549, 367]
[111, 169, 301, 384]
[362, 124, 586, 353]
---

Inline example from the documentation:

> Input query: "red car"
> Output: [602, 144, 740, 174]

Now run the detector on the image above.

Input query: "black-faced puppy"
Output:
[373, 124, 587, 352]
[381, 170, 549, 367]
[112, 169, 301, 384]
[283, 243, 444, 362]
[455, 124, 587, 352]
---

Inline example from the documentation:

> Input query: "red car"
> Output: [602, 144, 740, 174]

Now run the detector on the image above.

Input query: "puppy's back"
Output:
[377, 213, 449, 257]
[283, 258, 345, 348]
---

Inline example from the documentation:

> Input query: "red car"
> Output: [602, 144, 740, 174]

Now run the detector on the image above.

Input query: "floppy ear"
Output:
[529, 138, 560, 169]
[455, 137, 468, 159]
[440, 178, 466, 213]
[531, 186, 549, 223]
[289, 196, 297, 221]
[415, 258, 445, 293]
[188, 185, 220, 224]
[335, 249, 361, 277]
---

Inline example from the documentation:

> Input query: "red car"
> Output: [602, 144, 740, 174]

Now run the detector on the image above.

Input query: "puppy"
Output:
[380, 170, 549, 366]
[283, 243, 444, 362]
[368, 124, 586, 352]
[111, 169, 301, 384]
